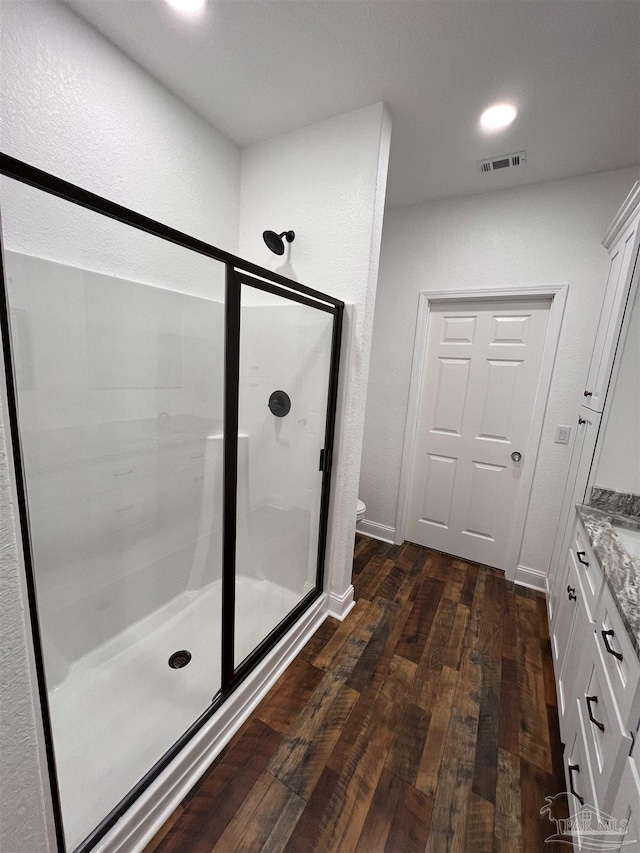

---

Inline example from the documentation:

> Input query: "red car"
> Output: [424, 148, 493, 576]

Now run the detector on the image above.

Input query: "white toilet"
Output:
[356, 498, 366, 524]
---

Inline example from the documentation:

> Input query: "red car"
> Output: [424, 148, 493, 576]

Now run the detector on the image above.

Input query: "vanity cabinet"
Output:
[547, 180, 640, 843]
[553, 514, 639, 822]
[550, 185, 640, 622]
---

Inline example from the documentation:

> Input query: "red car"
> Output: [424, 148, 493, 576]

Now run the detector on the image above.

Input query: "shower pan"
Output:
[0, 155, 343, 853]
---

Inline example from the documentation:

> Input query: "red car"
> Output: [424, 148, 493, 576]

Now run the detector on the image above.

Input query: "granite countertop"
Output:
[577, 504, 640, 658]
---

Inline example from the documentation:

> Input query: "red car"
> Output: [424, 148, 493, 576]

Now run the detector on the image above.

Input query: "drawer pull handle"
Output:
[568, 764, 584, 806]
[578, 417, 587, 425]
[567, 586, 576, 601]
[113, 469, 133, 477]
[576, 551, 590, 567]
[115, 505, 134, 513]
[601, 629, 623, 661]
[586, 695, 605, 732]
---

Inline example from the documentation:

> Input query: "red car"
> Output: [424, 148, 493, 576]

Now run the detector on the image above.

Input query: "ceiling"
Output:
[65, 0, 640, 208]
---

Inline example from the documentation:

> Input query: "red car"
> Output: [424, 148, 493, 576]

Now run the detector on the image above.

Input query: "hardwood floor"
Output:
[145, 537, 567, 853]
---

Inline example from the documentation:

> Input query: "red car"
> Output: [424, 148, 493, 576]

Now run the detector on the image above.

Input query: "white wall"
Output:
[0, 0, 240, 253]
[0, 2, 240, 850]
[238, 102, 392, 610]
[360, 166, 640, 576]
[595, 283, 640, 495]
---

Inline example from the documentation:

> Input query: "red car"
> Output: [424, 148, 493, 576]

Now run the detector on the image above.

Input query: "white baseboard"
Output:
[95, 594, 328, 853]
[327, 584, 355, 621]
[515, 564, 547, 593]
[357, 519, 395, 544]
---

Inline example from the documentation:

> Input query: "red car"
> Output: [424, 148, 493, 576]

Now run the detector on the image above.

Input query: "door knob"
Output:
[511, 451, 522, 462]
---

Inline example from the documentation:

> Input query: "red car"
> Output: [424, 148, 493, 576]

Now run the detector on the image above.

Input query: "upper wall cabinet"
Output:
[582, 183, 640, 412]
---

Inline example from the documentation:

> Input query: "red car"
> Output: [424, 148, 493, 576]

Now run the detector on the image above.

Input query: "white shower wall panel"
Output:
[5, 247, 327, 687]
[3, 250, 227, 682]
[239, 303, 331, 511]
[238, 301, 332, 596]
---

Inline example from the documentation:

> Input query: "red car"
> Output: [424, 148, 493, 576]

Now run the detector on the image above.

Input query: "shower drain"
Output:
[168, 650, 192, 669]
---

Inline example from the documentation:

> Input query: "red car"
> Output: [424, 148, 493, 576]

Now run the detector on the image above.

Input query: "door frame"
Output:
[395, 284, 568, 582]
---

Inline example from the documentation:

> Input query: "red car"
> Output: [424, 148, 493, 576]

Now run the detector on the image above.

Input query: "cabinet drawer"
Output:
[565, 718, 600, 849]
[595, 584, 640, 730]
[572, 522, 603, 623]
[578, 636, 632, 807]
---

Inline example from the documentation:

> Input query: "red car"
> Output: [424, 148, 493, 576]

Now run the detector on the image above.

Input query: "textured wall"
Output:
[238, 103, 392, 602]
[0, 1, 240, 253]
[360, 167, 640, 576]
[0, 383, 55, 852]
[0, 2, 241, 850]
[0, 0, 239, 296]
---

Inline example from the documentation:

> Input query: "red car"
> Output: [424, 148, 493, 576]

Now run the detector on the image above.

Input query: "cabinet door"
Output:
[557, 560, 592, 739]
[549, 412, 601, 611]
[583, 213, 640, 412]
[578, 644, 632, 811]
[596, 584, 640, 732]
[552, 554, 577, 671]
[564, 719, 600, 851]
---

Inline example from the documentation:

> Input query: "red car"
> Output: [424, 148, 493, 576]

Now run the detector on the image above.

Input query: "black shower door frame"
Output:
[0, 153, 344, 853]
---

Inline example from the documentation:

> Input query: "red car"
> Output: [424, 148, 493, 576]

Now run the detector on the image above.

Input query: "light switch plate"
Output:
[555, 425, 572, 445]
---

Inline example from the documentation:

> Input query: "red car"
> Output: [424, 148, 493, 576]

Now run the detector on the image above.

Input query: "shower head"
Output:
[263, 230, 295, 255]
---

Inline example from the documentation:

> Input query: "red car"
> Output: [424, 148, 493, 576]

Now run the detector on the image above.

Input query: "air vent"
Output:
[477, 150, 527, 174]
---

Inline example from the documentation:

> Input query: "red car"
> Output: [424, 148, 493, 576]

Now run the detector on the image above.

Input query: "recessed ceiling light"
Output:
[480, 103, 518, 130]
[165, 0, 206, 15]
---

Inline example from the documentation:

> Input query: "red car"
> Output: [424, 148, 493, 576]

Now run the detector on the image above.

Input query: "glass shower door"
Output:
[233, 275, 336, 668]
[0, 175, 226, 851]
[0, 154, 343, 853]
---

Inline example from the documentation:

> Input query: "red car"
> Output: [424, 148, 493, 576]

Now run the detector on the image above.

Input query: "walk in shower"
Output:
[0, 155, 342, 852]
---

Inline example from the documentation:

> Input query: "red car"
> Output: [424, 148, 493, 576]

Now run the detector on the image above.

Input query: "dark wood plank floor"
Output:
[145, 537, 567, 853]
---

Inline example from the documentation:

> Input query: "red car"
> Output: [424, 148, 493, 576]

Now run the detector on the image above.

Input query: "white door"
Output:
[406, 298, 550, 570]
